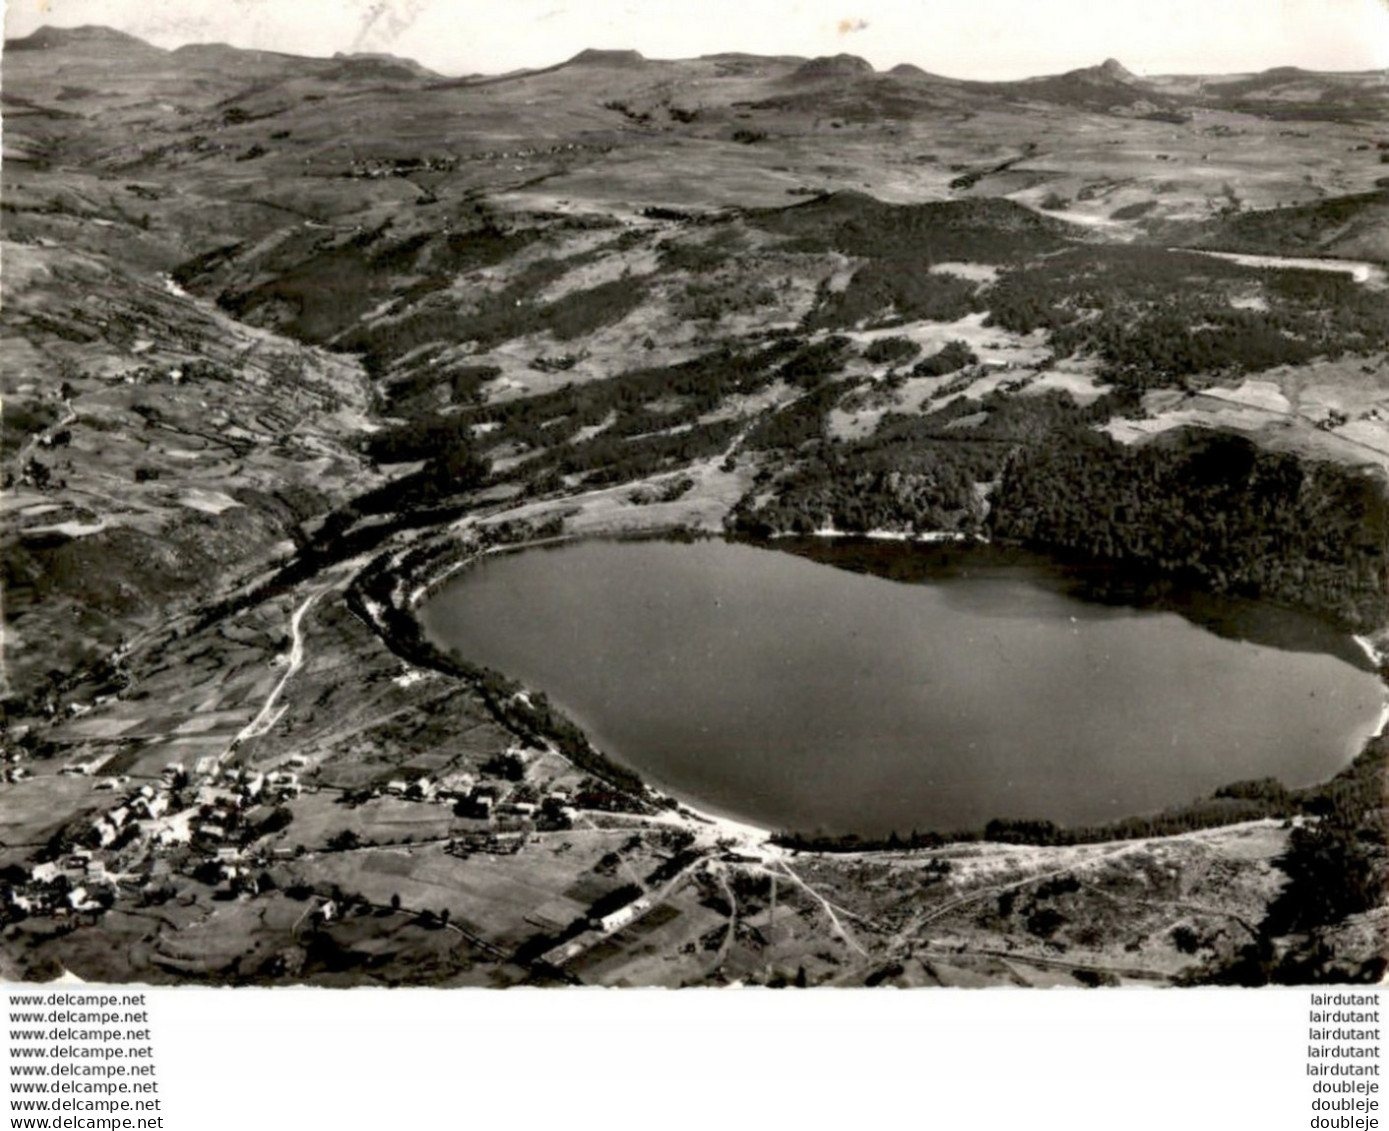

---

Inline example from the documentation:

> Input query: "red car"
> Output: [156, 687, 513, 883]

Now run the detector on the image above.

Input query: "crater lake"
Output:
[418, 538, 1385, 837]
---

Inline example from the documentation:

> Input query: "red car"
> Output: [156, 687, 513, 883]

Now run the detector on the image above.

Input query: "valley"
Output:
[2, 25, 1386, 987]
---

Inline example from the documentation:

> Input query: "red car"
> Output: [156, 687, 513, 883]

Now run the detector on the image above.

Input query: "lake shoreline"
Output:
[362, 521, 1389, 853]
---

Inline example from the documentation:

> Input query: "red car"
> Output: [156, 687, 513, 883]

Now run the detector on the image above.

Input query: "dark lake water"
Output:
[418, 538, 1385, 837]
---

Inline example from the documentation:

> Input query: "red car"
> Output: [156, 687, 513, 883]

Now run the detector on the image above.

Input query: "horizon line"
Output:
[7, 21, 1388, 85]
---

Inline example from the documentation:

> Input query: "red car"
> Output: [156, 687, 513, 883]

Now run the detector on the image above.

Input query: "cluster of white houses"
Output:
[3, 755, 305, 921]
[2, 723, 592, 933]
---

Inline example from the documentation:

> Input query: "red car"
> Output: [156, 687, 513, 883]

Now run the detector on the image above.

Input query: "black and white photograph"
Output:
[1, 0, 1386, 1005]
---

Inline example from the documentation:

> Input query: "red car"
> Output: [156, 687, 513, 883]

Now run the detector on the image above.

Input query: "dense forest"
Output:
[747, 191, 1074, 262]
[364, 333, 862, 495]
[731, 390, 1111, 536]
[990, 426, 1389, 631]
[732, 380, 1388, 631]
[983, 245, 1389, 390]
[1189, 735, 1387, 985]
[804, 261, 980, 329]
[1185, 188, 1389, 261]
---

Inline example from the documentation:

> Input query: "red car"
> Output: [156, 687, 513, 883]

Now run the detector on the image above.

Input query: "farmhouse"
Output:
[599, 897, 650, 934]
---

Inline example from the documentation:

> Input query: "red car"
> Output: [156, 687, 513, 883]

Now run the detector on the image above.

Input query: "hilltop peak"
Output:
[1050, 56, 1142, 87]
[6, 24, 157, 51]
[324, 52, 438, 81]
[565, 48, 648, 69]
[886, 62, 959, 85]
[1098, 58, 1136, 81]
[791, 53, 875, 80]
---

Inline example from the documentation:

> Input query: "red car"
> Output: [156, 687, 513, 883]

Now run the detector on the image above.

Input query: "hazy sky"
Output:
[4, 0, 1387, 79]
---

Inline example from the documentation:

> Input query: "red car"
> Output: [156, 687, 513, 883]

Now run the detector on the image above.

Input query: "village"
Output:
[340, 142, 609, 180]
[1, 721, 685, 941]
[0, 632, 783, 987]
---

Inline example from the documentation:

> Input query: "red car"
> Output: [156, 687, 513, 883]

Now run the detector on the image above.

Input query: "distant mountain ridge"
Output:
[7, 24, 157, 50]
[1074, 58, 1140, 85]
[7, 23, 1378, 88]
[4, 23, 1385, 125]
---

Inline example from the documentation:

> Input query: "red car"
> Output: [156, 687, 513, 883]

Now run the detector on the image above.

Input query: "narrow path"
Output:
[770, 859, 868, 957]
[17, 399, 77, 469]
[939, 943, 1173, 983]
[1185, 389, 1389, 461]
[714, 866, 739, 973]
[1074, 879, 1263, 940]
[289, 901, 317, 941]
[226, 589, 322, 758]
[885, 846, 1133, 950]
